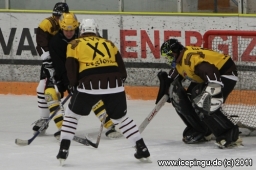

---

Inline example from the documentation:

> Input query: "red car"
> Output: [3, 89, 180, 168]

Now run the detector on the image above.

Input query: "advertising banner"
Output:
[0, 13, 256, 85]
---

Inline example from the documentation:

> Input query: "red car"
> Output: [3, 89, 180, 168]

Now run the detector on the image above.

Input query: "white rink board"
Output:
[0, 13, 256, 85]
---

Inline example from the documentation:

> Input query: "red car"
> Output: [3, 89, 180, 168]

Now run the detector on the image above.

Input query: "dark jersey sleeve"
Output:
[36, 27, 51, 56]
[194, 62, 221, 83]
[49, 34, 68, 86]
[66, 57, 79, 87]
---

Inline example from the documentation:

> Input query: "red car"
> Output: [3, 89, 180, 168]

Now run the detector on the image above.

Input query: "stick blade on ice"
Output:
[15, 138, 29, 146]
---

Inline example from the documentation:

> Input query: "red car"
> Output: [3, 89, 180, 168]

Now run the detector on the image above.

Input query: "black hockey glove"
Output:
[42, 59, 55, 81]
[155, 71, 172, 104]
[67, 85, 76, 95]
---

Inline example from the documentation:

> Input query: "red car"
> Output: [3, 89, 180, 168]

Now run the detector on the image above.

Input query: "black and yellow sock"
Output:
[92, 100, 114, 129]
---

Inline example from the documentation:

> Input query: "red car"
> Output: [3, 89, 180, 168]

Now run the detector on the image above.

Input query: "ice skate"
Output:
[134, 138, 152, 163]
[182, 127, 213, 144]
[105, 125, 122, 139]
[32, 118, 49, 135]
[215, 136, 243, 149]
[183, 132, 213, 144]
[57, 139, 70, 166]
[54, 130, 61, 140]
[183, 134, 213, 144]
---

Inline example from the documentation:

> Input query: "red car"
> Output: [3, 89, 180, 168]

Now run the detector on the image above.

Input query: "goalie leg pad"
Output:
[202, 110, 240, 147]
[172, 79, 209, 135]
[215, 125, 240, 148]
[192, 83, 223, 115]
[203, 110, 236, 134]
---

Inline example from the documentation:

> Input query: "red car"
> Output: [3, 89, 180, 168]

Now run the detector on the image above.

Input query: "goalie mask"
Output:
[160, 39, 184, 67]
[52, 2, 69, 17]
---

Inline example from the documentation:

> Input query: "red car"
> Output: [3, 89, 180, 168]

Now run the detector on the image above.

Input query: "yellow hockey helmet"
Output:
[59, 12, 79, 30]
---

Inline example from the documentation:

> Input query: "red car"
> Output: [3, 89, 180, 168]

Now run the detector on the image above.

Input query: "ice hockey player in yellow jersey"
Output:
[56, 18, 151, 164]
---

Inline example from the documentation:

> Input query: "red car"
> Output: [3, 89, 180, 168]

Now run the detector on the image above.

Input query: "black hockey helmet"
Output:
[160, 39, 184, 65]
[52, 2, 69, 17]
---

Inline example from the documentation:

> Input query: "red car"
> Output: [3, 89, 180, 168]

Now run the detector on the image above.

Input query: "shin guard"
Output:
[45, 87, 63, 130]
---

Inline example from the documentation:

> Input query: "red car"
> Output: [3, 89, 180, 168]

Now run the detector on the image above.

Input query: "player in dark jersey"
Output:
[33, 2, 69, 135]
[158, 39, 242, 148]
[56, 19, 151, 164]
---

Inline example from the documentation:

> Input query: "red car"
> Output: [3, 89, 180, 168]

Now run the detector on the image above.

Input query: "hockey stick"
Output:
[138, 71, 175, 133]
[138, 94, 169, 133]
[47, 74, 105, 148]
[73, 113, 107, 148]
[52, 78, 91, 146]
[15, 94, 72, 146]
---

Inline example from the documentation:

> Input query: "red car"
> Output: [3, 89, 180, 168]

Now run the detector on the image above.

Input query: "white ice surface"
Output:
[0, 94, 256, 170]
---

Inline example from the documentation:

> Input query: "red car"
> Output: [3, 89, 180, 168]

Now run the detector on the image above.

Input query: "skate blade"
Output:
[54, 135, 60, 141]
[59, 159, 66, 166]
[107, 132, 123, 139]
[138, 157, 152, 163]
[215, 139, 244, 149]
[33, 130, 46, 136]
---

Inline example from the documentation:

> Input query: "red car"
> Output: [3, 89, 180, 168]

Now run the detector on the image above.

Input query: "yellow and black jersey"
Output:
[172, 46, 237, 83]
[66, 35, 127, 94]
[36, 16, 60, 56]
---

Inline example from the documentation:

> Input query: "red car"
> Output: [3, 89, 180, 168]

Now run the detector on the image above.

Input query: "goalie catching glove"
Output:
[193, 82, 223, 116]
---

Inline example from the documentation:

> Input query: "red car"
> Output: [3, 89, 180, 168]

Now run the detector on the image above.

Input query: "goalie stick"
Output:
[139, 71, 173, 133]
[138, 71, 174, 133]
[73, 113, 107, 148]
[15, 94, 72, 146]
[139, 94, 169, 133]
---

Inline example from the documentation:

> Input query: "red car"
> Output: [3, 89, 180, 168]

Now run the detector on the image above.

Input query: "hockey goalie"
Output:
[157, 38, 243, 148]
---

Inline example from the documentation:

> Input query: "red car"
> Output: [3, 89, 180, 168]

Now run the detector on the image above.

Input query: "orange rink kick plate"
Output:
[0, 81, 254, 103]
[0, 82, 158, 100]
